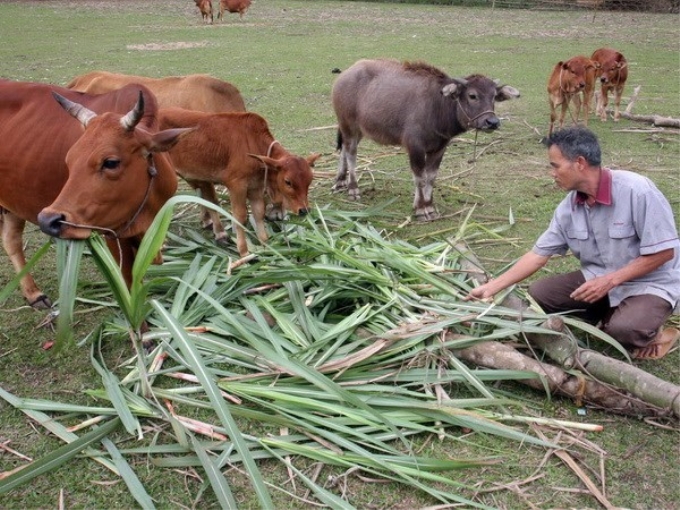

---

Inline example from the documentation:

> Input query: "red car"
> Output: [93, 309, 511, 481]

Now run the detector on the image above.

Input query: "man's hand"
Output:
[464, 282, 496, 302]
[570, 275, 615, 303]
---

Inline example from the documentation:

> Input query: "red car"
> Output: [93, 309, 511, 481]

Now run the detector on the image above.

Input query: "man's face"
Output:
[548, 145, 579, 191]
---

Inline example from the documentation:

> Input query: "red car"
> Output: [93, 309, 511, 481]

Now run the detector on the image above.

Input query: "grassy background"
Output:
[0, 0, 678, 508]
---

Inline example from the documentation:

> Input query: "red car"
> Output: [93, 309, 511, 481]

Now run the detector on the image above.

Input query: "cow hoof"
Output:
[29, 294, 52, 309]
[348, 188, 361, 201]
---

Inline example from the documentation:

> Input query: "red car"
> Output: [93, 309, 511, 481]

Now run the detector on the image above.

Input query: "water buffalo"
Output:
[331, 59, 520, 220]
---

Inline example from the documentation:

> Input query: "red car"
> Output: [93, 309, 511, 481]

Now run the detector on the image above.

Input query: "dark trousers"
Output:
[528, 271, 672, 349]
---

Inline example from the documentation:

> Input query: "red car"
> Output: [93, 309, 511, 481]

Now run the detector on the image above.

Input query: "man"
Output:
[466, 126, 680, 360]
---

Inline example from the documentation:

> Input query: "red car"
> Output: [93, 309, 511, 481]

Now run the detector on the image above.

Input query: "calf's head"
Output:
[37, 92, 190, 240]
[598, 56, 627, 84]
[249, 153, 319, 216]
[441, 75, 520, 131]
[556, 57, 596, 92]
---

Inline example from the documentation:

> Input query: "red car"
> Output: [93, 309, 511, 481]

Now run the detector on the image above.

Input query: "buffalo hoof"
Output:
[29, 294, 52, 309]
[414, 208, 440, 222]
[331, 180, 348, 192]
[347, 188, 361, 201]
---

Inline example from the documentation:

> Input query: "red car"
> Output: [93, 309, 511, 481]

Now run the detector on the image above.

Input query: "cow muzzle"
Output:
[37, 211, 66, 238]
[481, 116, 500, 131]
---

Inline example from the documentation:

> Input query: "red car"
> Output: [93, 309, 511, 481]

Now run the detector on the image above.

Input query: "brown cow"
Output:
[217, 0, 252, 21]
[158, 107, 318, 256]
[194, 0, 213, 24]
[591, 48, 628, 122]
[547, 55, 597, 135]
[0, 80, 188, 308]
[67, 71, 247, 231]
[67, 71, 246, 113]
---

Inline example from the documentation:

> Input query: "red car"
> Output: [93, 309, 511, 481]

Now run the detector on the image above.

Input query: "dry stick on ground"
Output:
[453, 242, 680, 419]
[605, 85, 680, 128]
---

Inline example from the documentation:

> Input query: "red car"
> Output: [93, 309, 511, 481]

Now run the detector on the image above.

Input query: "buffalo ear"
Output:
[441, 78, 466, 98]
[496, 85, 520, 102]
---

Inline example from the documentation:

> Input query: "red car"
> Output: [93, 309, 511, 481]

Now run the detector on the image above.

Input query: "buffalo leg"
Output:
[0, 210, 51, 308]
[333, 134, 361, 200]
[410, 146, 443, 221]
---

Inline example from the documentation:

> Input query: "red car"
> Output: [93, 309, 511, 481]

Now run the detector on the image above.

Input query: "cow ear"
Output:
[306, 153, 321, 167]
[496, 85, 520, 102]
[248, 153, 280, 171]
[559, 61, 568, 69]
[149, 127, 194, 153]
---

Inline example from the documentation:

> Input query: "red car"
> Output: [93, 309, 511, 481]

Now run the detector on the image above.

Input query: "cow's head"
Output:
[249, 152, 319, 216]
[441, 75, 520, 131]
[37, 92, 190, 240]
[558, 57, 597, 93]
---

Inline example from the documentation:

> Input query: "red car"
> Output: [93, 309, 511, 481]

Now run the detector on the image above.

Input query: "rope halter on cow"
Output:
[261, 140, 281, 198]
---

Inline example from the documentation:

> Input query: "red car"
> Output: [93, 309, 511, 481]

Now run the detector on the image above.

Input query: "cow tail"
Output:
[336, 130, 343, 152]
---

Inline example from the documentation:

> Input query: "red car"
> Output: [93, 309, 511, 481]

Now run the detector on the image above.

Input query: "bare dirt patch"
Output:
[126, 41, 210, 51]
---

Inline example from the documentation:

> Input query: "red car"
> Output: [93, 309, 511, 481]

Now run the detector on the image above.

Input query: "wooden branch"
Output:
[455, 242, 680, 419]
[618, 85, 680, 128]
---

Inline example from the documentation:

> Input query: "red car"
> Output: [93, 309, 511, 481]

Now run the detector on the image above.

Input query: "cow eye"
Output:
[468, 92, 478, 100]
[285, 179, 292, 187]
[102, 159, 121, 171]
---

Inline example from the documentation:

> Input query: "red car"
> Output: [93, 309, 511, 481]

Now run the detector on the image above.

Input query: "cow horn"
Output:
[120, 91, 145, 131]
[52, 92, 97, 127]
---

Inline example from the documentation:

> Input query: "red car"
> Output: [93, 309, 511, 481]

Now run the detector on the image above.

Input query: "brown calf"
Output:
[591, 48, 628, 122]
[217, 0, 252, 21]
[158, 108, 318, 256]
[547, 56, 597, 135]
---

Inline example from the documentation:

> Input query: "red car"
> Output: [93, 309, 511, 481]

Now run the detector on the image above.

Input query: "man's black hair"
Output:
[544, 126, 602, 166]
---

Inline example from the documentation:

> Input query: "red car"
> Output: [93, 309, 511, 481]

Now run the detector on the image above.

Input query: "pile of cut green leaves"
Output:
[1, 196, 594, 509]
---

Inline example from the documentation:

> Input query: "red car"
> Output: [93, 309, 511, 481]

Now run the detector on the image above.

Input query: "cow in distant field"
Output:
[0, 80, 188, 308]
[547, 55, 597, 135]
[68, 70, 248, 230]
[158, 108, 318, 256]
[591, 48, 628, 122]
[194, 0, 213, 24]
[217, 0, 252, 20]
[331, 59, 520, 220]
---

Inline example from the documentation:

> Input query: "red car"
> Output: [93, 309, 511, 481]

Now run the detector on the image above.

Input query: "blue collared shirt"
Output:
[533, 168, 680, 308]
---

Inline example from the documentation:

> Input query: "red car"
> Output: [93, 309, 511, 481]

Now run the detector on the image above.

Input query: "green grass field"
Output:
[0, 1, 678, 508]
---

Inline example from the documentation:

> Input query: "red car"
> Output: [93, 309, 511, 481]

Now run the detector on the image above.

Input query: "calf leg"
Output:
[229, 183, 250, 256]
[612, 85, 624, 121]
[598, 85, 610, 121]
[1, 210, 50, 308]
[247, 187, 269, 245]
[187, 179, 229, 245]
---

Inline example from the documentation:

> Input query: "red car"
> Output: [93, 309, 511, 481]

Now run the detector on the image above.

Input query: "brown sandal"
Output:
[632, 328, 679, 360]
